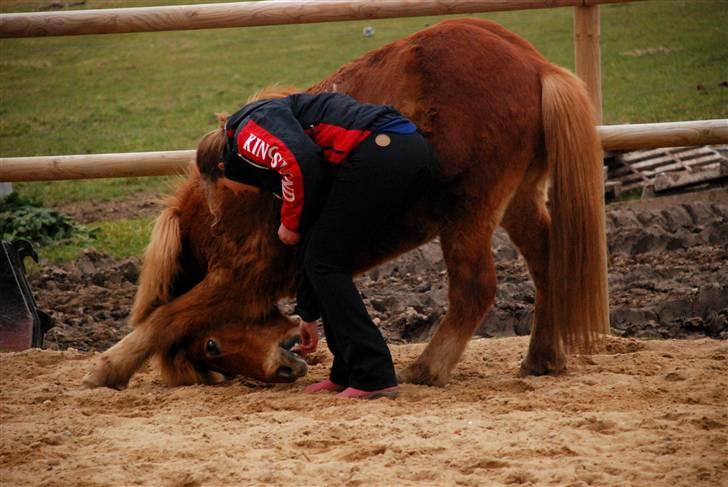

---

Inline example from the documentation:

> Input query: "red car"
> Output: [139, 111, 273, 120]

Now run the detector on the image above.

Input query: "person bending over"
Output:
[196, 92, 438, 399]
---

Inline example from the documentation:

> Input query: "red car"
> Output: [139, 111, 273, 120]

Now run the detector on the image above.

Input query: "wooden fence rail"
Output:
[599, 119, 728, 152]
[2, 119, 726, 182]
[2, 0, 725, 185]
[0, 151, 195, 182]
[0, 0, 638, 38]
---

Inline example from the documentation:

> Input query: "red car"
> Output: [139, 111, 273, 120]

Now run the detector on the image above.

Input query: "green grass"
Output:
[2, 0, 725, 159]
[39, 216, 154, 262]
[15, 176, 175, 205]
[87, 217, 154, 258]
[1, 0, 726, 262]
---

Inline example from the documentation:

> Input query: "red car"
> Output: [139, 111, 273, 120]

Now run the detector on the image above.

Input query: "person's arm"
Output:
[291, 241, 321, 354]
[294, 268, 321, 324]
[292, 275, 320, 354]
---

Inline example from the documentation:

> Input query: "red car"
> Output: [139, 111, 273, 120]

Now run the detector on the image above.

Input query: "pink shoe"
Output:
[335, 386, 399, 400]
[303, 379, 345, 393]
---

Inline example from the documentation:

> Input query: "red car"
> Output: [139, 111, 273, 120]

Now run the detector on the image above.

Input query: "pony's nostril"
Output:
[280, 335, 302, 351]
[276, 366, 294, 379]
[278, 348, 308, 381]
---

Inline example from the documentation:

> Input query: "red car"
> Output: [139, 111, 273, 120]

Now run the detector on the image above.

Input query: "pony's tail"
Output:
[129, 201, 182, 326]
[541, 66, 609, 352]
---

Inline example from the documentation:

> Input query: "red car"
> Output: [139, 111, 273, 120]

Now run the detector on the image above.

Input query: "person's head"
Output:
[196, 126, 261, 187]
[195, 116, 262, 224]
[196, 86, 301, 221]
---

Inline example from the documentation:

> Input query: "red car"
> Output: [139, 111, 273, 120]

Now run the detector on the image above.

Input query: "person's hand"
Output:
[299, 320, 319, 355]
[278, 224, 300, 245]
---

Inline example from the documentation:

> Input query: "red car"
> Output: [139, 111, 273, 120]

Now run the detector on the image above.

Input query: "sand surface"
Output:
[2, 336, 726, 486]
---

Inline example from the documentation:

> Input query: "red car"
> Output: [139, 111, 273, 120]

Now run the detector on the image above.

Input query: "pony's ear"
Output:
[215, 112, 229, 129]
[156, 348, 224, 386]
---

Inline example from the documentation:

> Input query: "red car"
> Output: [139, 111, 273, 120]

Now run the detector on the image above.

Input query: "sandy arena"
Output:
[1, 189, 727, 486]
[2, 336, 727, 486]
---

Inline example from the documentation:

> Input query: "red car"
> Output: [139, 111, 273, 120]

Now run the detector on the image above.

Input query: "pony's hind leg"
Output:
[398, 213, 498, 386]
[501, 168, 566, 376]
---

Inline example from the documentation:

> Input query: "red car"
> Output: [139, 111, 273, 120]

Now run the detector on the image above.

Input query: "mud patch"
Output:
[34, 249, 138, 351]
[29, 189, 728, 352]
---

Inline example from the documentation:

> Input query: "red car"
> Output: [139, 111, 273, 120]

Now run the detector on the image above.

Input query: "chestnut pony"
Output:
[82, 18, 608, 389]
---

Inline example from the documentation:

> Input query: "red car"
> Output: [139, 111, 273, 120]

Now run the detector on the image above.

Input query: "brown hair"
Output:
[196, 114, 228, 183]
[195, 115, 227, 225]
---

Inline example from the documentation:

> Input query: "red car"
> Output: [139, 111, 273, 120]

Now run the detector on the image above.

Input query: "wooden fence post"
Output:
[574, 4, 603, 123]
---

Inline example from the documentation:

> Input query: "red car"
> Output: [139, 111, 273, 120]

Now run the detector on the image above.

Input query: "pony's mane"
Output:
[247, 85, 301, 103]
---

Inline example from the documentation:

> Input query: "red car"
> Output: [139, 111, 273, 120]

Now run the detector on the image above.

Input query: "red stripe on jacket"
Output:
[307, 123, 371, 164]
[236, 120, 305, 232]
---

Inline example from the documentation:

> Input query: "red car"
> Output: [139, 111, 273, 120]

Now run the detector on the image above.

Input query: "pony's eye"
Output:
[206, 339, 221, 357]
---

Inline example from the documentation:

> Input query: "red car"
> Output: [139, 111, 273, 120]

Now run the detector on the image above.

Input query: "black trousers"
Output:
[296, 131, 437, 391]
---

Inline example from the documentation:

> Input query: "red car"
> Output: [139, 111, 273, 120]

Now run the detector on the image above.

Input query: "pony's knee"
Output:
[451, 266, 496, 311]
[480, 271, 497, 302]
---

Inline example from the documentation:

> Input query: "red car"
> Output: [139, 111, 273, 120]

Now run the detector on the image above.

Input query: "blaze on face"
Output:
[165, 308, 307, 385]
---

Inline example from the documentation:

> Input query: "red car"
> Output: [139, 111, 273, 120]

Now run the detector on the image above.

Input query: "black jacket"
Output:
[223, 92, 409, 232]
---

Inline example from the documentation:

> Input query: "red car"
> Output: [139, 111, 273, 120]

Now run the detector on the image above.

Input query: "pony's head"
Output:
[142, 169, 304, 386]
[94, 85, 309, 389]
[157, 308, 307, 386]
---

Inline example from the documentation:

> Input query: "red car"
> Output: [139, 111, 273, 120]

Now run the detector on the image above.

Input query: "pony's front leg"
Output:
[398, 223, 497, 386]
[81, 326, 155, 389]
[82, 271, 239, 389]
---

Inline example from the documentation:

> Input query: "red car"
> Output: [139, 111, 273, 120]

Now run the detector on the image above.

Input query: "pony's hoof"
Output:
[397, 363, 448, 386]
[518, 357, 566, 377]
[81, 359, 129, 390]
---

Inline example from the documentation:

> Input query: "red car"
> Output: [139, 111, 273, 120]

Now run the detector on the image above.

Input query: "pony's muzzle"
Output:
[276, 336, 307, 381]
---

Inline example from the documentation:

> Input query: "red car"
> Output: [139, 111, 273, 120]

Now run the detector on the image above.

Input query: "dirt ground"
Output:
[1, 187, 726, 486]
[34, 187, 728, 352]
[1, 336, 726, 486]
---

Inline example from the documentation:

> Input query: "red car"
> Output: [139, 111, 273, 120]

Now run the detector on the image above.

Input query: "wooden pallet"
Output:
[606, 145, 728, 194]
